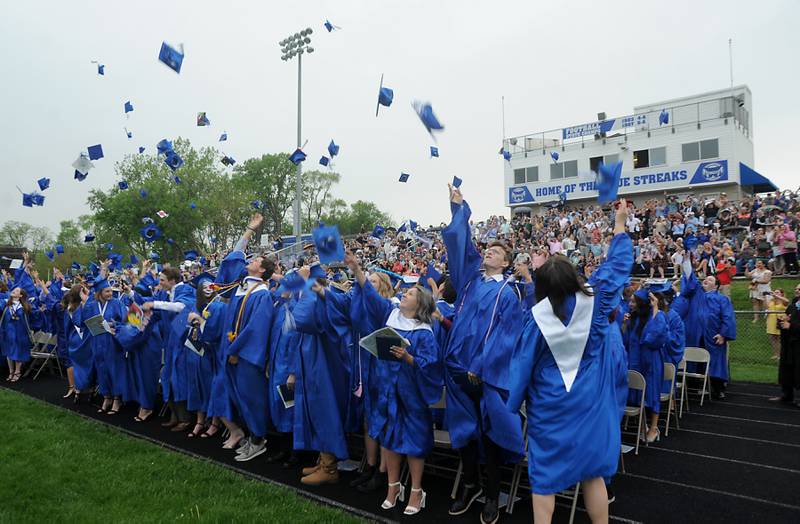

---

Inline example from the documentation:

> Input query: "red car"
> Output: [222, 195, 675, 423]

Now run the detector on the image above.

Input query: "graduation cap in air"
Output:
[430, 146, 439, 158]
[324, 19, 341, 32]
[219, 132, 227, 142]
[371, 224, 385, 238]
[140, 224, 162, 243]
[422, 263, 442, 291]
[149, 252, 160, 261]
[74, 171, 88, 182]
[452, 176, 463, 188]
[71, 261, 82, 271]
[197, 112, 211, 126]
[398, 172, 410, 183]
[125, 128, 133, 139]
[502, 149, 512, 162]
[251, 200, 262, 210]
[412, 101, 444, 137]
[158, 41, 184, 73]
[37, 178, 50, 191]
[138, 146, 145, 154]
[184, 250, 199, 261]
[221, 155, 236, 167]
[72, 154, 94, 175]
[319, 156, 330, 167]
[288, 149, 307, 165]
[97, 64, 105, 75]
[172, 175, 181, 185]
[659, 109, 669, 126]
[84, 233, 95, 242]
[156, 210, 169, 219]
[118, 181, 129, 190]
[87, 144, 104, 160]
[55, 244, 64, 254]
[376, 74, 393, 116]
[312, 224, 345, 264]
[328, 140, 340, 158]
[104, 242, 114, 251]
[550, 151, 559, 163]
[157, 139, 173, 155]
[139, 189, 148, 198]
[166, 238, 174, 245]
[189, 202, 197, 209]
[124, 101, 134, 114]
[309, 261, 328, 280]
[596, 160, 623, 204]
[21, 191, 45, 207]
[164, 150, 184, 171]
[45, 250, 55, 261]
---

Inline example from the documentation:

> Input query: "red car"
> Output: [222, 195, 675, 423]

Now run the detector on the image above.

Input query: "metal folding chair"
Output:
[677, 347, 711, 417]
[622, 370, 646, 455]
[660, 362, 679, 435]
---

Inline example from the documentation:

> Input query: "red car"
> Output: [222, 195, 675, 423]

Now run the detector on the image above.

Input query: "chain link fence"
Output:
[729, 311, 782, 383]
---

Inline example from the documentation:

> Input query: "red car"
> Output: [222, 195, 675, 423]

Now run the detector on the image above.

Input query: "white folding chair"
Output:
[660, 362, 679, 435]
[677, 347, 711, 417]
[26, 331, 62, 380]
[622, 370, 646, 455]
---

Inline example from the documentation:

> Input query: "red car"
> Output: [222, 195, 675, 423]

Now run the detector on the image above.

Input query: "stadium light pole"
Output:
[280, 28, 315, 248]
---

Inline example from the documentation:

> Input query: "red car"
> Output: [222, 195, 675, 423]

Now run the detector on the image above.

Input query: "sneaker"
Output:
[235, 439, 252, 455]
[235, 439, 266, 462]
[480, 497, 499, 524]
[449, 484, 483, 516]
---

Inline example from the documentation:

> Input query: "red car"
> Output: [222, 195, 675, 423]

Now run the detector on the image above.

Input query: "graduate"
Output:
[65, 284, 94, 401]
[116, 299, 163, 422]
[674, 258, 737, 399]
[1, 281, 42, 381]
[346, 252, 443, 515]
[82, 268, 127, 414]
[142, 266, 196, 431]
[507, 199, 632, 524]
[652, 283, 686, 396]
[441, 185, 525, 523]
[41, 268, 75, 397]
[623, 287, 668, 443]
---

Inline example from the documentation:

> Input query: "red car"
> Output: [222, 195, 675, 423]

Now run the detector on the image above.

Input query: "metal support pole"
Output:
[293, 53, 303, 246]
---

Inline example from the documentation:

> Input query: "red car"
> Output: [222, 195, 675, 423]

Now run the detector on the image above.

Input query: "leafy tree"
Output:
[301, 170, 341, 230]
[0, 221, 34, 247]
[232, 154, 296, 240]
[326, 200, 393, 235]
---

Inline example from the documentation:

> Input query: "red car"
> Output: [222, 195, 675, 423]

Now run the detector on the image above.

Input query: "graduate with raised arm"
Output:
[345, 251, 443, 515]
[1, 254, 43, 382]
[508, 199, 633, 524]
[673, 253, 736, 399]
[38, 268, 75, 397]
[442, 184, 525, 523]
[116, 298, 163, 422]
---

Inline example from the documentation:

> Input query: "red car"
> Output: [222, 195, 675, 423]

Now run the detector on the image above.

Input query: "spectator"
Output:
[714, 257, 737, 298]
[777, 224, 799, 275]
[745, 260, 772, 323]
[765, 289, 789, 360]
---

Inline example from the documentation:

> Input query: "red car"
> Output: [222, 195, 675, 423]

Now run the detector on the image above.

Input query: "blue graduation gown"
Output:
[676, 272, 737, 381]
[117, 319, 162, 409]
[624, 313, 667, 413]
[268, 296, 299, 433]
[161, 283, 197, 403]
[292, 289, 349, 460]
[83, 298, 127, 397]
[662, 309, 685, 393]
[220, 279, 273, 438]
[66, 308, 93, 390]
[1, 302, 40, 362]
[359, 281, 443, 457]
[442, 200, 525, 460]
[508, 232, 632, 495]
[185, 300, 225, 413]
[45, 283, 70, 367]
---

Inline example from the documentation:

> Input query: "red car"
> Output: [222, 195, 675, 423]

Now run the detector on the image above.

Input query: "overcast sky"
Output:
[2, 0, 798, 234]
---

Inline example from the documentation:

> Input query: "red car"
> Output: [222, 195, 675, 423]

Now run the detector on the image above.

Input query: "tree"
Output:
[232, 154, 296, 239]
[301, 170, 341, 230]
[0, 221, 34, 247]
[56, 219, 84, 247]
[327, 200, 393, 235]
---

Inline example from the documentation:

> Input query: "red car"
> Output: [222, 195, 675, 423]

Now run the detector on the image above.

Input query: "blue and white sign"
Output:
[562, 114, 648, 140]
[509, 186, 535, 204]
[689, 160, 728, 185]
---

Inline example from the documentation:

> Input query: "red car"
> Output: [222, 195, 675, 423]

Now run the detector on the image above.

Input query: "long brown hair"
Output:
[62, 285, 84, 313]
[6, 289, 32, 316]
[534, 254, 593, 322]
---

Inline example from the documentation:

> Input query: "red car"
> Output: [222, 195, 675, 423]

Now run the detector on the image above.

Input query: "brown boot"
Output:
[301, 453, 339, 486]
[302, 454, 322, 476]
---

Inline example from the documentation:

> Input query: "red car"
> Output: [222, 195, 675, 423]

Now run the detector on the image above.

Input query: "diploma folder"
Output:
[359, 327, 410, 360]
[84, 314, 113, 336]
[277, 384, 295, 409]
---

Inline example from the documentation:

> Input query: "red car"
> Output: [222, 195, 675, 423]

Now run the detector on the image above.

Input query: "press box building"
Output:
[503, 85, 778, 214]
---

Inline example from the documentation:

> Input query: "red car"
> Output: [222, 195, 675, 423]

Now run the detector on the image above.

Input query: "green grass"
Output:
[727, 278, 800, 383]
[0, 388, 360, 524]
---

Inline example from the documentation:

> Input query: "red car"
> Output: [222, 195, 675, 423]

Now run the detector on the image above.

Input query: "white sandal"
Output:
[381, 481, 405, 510]
[403, 488, 427, 515]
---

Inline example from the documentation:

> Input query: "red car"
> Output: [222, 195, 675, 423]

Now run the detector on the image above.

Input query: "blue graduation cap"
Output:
[288, 149, 307, 165]
[197, 112, 211, 126]
[124, 101, 134, 114]
[45, 250, 55, 261]
[138, 146, 145, 154]
[104, 242, 113, 251]
[140, 224, 162, 242]
[139, 189, 148, 198]
[55, 244, 64, 254]
[371, 224, 385, 238]
[37, 178, 50, 191]
[648, 281, 674, 294]
[164, 150, 184, 171]
[74, 171, 88, 182]
[97, 64, 105, 75]
[550, 151, 559, 163]
[597, 160, 623, 204]
[312, 224, 345, 264]
[219, 132, 227, 142]
[88, 262, 100, 276]
[184, 250, 199, 261]
[166, 238, 175, 245]
[189, 202, 197, 209]
[633, 287, 649, 301]
[412, 101, 444, 137]
[149, 252, 160, 261]
[172, 175, 181, 185]
[157, 139, 173, 155]
[221, 155, 236, 166]
[319, 156, 330, 167]
[376, 74, 393, 116]
[129, 254, 139, 265]
[87, 144, 104, 160]
[422, 263, 442, 290]
[502, 149, 512, 162]
[251, 200, 262, 210]
[328, 140, 340, 158]
[430, 146, 439, 158]
[324, 19, 340, 32]
[118, 180, 129, 190]
[452, 175, 463, 188]
[309, 262, 327, 280]
[93, 278, 110, 292]
[399, 172, 410, 183]
[158, 41, 184, 73]
[659, 109, 669, 125]
[125, 129, 133, 139]
[191, 271, 214, 288]
[71, 261, 82, 271]
[22, 192, 43, 207]
[84, 233, 95, 242]
[32, 193, 45, 206]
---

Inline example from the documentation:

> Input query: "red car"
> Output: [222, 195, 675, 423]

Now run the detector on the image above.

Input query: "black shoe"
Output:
[607, 485, 616, 504]
[356, 470, 387, 493]
[449, 484, 483, 516]
[282, 452, 300, 469]
[712, 391, 726, 400]
[349, 465, 376, 488]
[265, 450, 288, 464]
[480, 497, 499, 524]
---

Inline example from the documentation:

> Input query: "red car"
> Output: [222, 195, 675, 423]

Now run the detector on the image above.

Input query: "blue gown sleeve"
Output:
[293, 291, 325, 335]
[589, 233, 634, 320]
[409, 330, 444, 405]
[215, 251, 247, 287]
[507, 316, 543, 412]
[441, 200, 481, 294]
[324, 288, 353, 340]
[360, 280, 394, 328]
[718, 295, 737, 341]
[641, 312, 668, 352]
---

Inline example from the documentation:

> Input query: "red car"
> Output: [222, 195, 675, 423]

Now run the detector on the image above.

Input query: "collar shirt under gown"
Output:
[65, 307, 93, 391]
[357, 279, 443, 457]
[674, 269, 736, 381]
[507, 232, 633, 495]
[81, 298, 126, 398]
[268, 295, 299, 433]
[624, 312, 667, 413]
[1, 301, 42, 362]
[442, 200, 525, 461]
[116, 312, 163, 410]
[291, 287, 350, 461]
